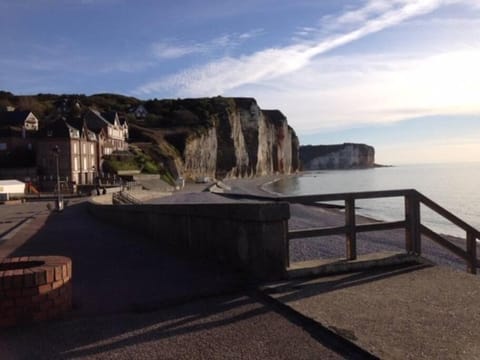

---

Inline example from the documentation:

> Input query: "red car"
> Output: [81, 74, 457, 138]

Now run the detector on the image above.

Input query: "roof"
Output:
[100, 111, 118, 125]
[65, 118, 97, 141]
[0, 179, 25, 186]
[38, 118, 79, 139]
[0, 111, 33, 127]
[84, 109, 111, 133]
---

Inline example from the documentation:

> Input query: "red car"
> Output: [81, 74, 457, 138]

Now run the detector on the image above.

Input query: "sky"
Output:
[1, 0, 480, 164]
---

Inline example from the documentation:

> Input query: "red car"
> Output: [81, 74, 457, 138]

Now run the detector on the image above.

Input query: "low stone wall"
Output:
[88, 200, 290, 280]
[0, 256, 72, 327]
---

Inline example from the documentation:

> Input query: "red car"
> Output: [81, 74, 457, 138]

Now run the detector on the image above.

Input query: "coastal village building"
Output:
[36, 109, 129, 189]
[84, 109, 129, 155]
[0, 110, 39, 152]
[130, 104, 148, 119]
[0, 111, 39, 178]
[0, 110, 39, 131]
[36, 119, 98, 188]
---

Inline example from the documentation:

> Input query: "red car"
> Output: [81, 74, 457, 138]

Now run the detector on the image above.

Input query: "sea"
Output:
[266, 162, 480, 238]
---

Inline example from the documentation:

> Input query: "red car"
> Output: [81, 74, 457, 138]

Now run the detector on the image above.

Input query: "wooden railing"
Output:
[281, 189, 480, 274]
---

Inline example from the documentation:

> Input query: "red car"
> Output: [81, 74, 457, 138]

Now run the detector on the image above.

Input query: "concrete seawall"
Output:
[87, 199, 290, 280]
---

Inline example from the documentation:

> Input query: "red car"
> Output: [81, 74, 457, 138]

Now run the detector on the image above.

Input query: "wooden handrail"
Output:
[420, 225, 468, 261]
[417, 192, 480, 239]
[277, 189, 479, 274]
[280, 189, 415, 204]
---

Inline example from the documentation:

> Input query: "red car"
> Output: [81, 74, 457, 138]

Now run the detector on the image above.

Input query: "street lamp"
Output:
[52, 145, 63, 212]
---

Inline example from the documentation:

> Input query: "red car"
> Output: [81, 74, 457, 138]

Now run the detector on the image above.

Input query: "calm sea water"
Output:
[267, 163, 480, 237]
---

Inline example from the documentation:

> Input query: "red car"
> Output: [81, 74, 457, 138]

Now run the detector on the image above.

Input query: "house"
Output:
[131, 104, 148, 119]
[84, 109, 128, 155]
[0, 110, 38, 170]
[36, 118, 98, 187]
[0, 110, 39, 131]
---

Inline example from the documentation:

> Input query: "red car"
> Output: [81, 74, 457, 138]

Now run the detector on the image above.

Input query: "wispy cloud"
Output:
[132, 0, 480, 140]
[135, 0, 461, 96]
[151, 43, 202, 60]
[150, 29, 264, 60]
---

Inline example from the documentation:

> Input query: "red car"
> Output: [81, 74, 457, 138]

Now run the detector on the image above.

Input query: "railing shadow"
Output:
[266, 261, 432, 305]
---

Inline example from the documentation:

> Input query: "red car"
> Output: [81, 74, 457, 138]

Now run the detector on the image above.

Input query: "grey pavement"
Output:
[1, 199, 245, 317]
[0, 200, 53, 260]
[0, 294, 342, 360]
[263, 262, 480, 360]
[0, 199, 346, 359]
[3, 194, 479, 359]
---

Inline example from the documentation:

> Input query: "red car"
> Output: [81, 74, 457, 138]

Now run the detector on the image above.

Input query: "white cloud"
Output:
[134, 0, 480, 135]
[139, 44, 311, 95]
[151, 30, 264, 60]
[151, 43, 203, 60]
[238, 29, 265, 40]
[136, 0, 458, 96]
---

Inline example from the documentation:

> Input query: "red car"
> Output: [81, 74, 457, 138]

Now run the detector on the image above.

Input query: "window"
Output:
[73, 143, 78, 154]
[74, 157, 78, 171]
[90, 144, 94, 154]
[83, 157, 87, 170]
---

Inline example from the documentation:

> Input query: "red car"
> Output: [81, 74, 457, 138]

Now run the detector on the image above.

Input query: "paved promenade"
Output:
[1, 195, 480, 359]
[0, 200, 343, 359]
[263, 262, 480, 359]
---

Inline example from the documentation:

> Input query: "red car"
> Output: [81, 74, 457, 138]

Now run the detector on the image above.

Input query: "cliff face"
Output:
[300, 143, 375, 170]
[171, 98, 299, 179]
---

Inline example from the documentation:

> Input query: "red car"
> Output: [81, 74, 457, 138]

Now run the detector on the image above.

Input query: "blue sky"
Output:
[1, 0, 480, 164]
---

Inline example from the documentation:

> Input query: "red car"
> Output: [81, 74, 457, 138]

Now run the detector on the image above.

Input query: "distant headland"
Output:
[299, 143, 378, 170]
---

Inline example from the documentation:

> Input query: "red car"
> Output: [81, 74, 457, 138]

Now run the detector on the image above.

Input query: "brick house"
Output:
[36, 118, 98, 187]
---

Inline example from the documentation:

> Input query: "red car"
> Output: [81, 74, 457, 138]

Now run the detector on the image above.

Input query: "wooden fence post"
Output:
[405, 191, 421, 255]
[466, 231, 477, 274]
[345, 197, 356, 260]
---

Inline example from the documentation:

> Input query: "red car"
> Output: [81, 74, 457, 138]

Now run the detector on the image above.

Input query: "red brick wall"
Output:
[0, 256, 72, 328]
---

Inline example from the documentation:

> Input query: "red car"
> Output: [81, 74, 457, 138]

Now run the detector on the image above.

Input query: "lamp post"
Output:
[52, 145, 63, 212]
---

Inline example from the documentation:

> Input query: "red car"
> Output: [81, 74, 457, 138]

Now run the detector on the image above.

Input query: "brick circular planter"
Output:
[0, 256, 72, 328]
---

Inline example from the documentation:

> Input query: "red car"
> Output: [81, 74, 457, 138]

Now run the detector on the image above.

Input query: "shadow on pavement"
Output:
[9, 201, 246, 318]
[264, 262, 432, 304]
